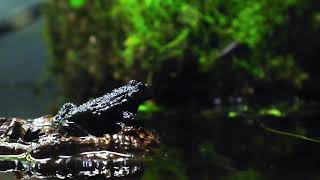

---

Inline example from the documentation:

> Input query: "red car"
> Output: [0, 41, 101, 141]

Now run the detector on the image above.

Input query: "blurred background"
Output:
[0, 0, 57, 118]
[0, 0, 320, 179]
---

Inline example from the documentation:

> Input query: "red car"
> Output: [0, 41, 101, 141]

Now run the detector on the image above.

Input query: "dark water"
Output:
[0, 0, 57, 119]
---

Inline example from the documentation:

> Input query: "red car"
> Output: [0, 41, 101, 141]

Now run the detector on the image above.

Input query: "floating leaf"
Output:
[259, 108, 283, 117]
[138, 101, 161, 113]
[228, 111, 238, 118]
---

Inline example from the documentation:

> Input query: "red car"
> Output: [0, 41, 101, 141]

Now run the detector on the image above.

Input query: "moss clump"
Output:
[44, 0, 314, 102]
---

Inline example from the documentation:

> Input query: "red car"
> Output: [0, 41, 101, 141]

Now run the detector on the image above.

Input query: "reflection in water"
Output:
[0, 81, 158, 179]
[0, 115, 158, 179]
[0, 150, 144, 179]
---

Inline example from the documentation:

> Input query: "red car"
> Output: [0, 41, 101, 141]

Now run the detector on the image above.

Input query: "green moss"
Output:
[45, 0, 311, 101]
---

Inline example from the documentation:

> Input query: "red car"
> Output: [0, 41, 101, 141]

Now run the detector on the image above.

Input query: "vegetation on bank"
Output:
[45, 0, 318, 102]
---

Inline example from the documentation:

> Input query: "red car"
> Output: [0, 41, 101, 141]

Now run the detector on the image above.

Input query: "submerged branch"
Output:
[260, 123, 320, 143]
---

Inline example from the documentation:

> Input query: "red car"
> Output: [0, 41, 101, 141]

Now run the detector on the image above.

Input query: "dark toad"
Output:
[54, 80, 151, 136]
[0, 80, 158, 180]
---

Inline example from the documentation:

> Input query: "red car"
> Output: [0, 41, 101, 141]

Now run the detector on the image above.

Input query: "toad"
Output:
[54, 80, 151, 136]
[0, 80, 158, 179]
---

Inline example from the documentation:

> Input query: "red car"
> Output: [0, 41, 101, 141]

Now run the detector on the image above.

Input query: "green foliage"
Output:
[45, 0, 311, 101]
[264, 55, 308, 87]
[231, 54, 307, 87]
[112, 0, 193, 69]
[68, 0, 87, 9]
[111, 0, 302, 72]
[227, 0, 298, 47]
